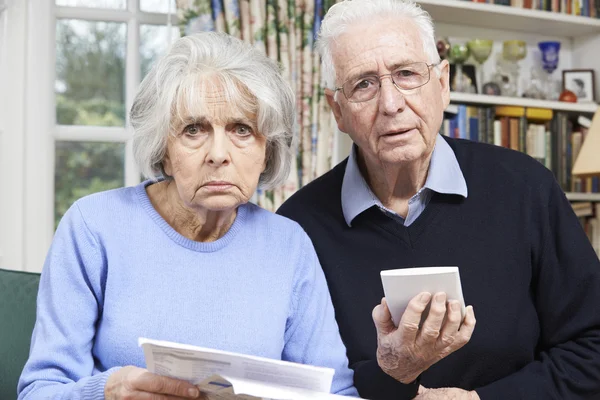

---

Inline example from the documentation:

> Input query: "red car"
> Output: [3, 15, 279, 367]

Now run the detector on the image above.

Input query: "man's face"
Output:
[326, 18, 450, 167]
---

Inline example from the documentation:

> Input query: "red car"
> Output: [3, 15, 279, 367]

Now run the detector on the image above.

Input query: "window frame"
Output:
[55, 1, 178, 188]
[0, 0, 177, 272]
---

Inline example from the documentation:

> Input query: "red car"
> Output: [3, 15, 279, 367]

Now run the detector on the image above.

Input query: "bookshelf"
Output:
[566, 192, 600, 201]
[449, 92, 598, 113]
[415, 0, 600, 37]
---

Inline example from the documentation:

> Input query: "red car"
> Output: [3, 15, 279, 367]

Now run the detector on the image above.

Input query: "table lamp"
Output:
[572, 108, 600, 177]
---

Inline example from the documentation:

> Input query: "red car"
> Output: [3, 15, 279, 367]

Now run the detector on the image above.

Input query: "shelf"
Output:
[449, 92, 598, 113]
[566, 192, 600, 201]
[417, 0, 600, 37]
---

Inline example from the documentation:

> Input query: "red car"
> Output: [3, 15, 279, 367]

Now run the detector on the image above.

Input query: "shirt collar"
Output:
[341, 134, 468, 227]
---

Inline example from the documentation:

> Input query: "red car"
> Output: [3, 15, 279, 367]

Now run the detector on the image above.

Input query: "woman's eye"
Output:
[184, 124, 200, 135]
[236, 124, 253, 137]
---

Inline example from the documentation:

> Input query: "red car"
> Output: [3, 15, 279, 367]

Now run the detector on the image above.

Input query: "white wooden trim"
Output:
[55, 6, 178, 25]
[566, 192, 600, 201]
[0, 0, 27, 270]
[55, 125, 130, 142]
[417, 0, 600, 37]
[450, 92, 598, 113]
[23, 0, 55, 273]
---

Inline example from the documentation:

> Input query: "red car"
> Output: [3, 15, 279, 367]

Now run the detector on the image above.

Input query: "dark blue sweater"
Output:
[278, 137, 600, 400]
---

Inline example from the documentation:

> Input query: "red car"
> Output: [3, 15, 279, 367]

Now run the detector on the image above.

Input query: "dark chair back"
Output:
[0, 268, 40, 399]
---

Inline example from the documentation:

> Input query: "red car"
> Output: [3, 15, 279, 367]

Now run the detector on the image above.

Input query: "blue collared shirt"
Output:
[341, 134, 468, 227]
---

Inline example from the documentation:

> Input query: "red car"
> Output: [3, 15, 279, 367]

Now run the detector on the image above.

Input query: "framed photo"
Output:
[562, 69, 596, 103]
[449, 64, 477, 94]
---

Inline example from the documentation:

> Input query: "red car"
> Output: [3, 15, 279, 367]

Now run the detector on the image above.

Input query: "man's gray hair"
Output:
[131, 32, 296, 189]
[316, 0, 440, 89]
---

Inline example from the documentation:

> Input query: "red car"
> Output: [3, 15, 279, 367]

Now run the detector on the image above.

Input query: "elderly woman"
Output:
[17, 32, 357, 400]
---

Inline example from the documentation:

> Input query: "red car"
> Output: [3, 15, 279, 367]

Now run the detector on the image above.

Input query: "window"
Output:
[54, 0, 180, 226]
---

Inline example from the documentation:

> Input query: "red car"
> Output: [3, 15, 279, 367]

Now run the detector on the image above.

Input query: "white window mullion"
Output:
[55, 6, 132, 22]
[55, 125, 129, 142]
[125, 0, 141, 186]
[55, 6, 176, 25]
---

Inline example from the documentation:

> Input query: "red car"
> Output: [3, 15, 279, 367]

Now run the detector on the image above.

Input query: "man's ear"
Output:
[325, 88, 346, 132]
[437, 59, 451, 109]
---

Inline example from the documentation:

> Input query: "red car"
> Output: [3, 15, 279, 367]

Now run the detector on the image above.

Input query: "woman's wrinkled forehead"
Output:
[172, 72, 258, 128]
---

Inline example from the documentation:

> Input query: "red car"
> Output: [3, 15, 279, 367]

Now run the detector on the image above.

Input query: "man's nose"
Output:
[378, 76, 406, 115]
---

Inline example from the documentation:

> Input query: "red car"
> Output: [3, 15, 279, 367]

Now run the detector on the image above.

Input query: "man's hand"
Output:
[415, 385, 480, 400]
[372, 293, 476, 384]
[105, 366, 205, 400]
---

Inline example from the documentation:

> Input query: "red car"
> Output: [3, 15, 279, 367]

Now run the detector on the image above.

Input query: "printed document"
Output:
[139, 338, 353, 400]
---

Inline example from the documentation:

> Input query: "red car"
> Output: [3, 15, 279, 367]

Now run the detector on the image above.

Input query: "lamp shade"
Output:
[572, 108, 600, 177]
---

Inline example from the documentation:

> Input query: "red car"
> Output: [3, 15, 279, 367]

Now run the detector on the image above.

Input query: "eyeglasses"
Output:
[335, 62, 440, 103]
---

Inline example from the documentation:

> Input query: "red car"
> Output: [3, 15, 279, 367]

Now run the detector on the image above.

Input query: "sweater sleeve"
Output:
[281, 232, 359, 397]
[17, 203, 118, 400]
[351, 360, 420, 400]
[475, 178, 600, 400]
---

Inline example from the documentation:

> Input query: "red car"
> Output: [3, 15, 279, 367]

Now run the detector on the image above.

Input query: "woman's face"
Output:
[163, 79, 267, 213]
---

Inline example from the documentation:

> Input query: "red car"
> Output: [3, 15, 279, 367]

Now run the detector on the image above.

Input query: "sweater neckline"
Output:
[135, 180, 247, 253]
[359, 193, 447, 247]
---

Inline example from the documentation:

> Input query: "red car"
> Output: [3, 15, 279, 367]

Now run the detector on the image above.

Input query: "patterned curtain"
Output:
[176, 0, 339, 211]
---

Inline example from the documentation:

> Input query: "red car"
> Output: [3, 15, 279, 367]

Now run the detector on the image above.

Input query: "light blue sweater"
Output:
[18, 181, 357, 400]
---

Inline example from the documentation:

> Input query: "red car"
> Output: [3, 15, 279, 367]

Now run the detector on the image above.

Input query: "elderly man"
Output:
[278, 0, 600, 399]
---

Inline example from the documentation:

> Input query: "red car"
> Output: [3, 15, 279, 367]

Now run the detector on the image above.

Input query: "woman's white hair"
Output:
[316, 0, 440, 89]
[131, 32, 296, 189]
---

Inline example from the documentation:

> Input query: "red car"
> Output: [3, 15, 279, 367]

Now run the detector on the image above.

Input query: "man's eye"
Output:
[354, 78, 376, 91]
[236, 124, 253, 137]
[397, 69, 417, 77]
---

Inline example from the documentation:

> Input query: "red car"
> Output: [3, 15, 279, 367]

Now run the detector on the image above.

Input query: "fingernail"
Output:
[188, 388, 199, 398]
[420, 292, 431, 303]
[451, 302, 459, 311]
[435, 293, 445, 303]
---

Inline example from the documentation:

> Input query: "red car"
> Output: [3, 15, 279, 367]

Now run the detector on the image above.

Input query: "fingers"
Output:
[135, 372, 200, 398]
[456, 305, 476, 345]
[443, 305, 477, 355]
[436, 300, 462, 348]
[372, 298, 396, 336]
[398, 292, 432, 342]
[416, 292, 446, 347]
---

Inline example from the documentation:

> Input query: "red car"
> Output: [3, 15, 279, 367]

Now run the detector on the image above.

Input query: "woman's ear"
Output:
[162, 153, 172, 177]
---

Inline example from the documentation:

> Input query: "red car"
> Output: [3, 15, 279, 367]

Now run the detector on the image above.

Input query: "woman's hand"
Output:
[105, 366, 204, 399]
